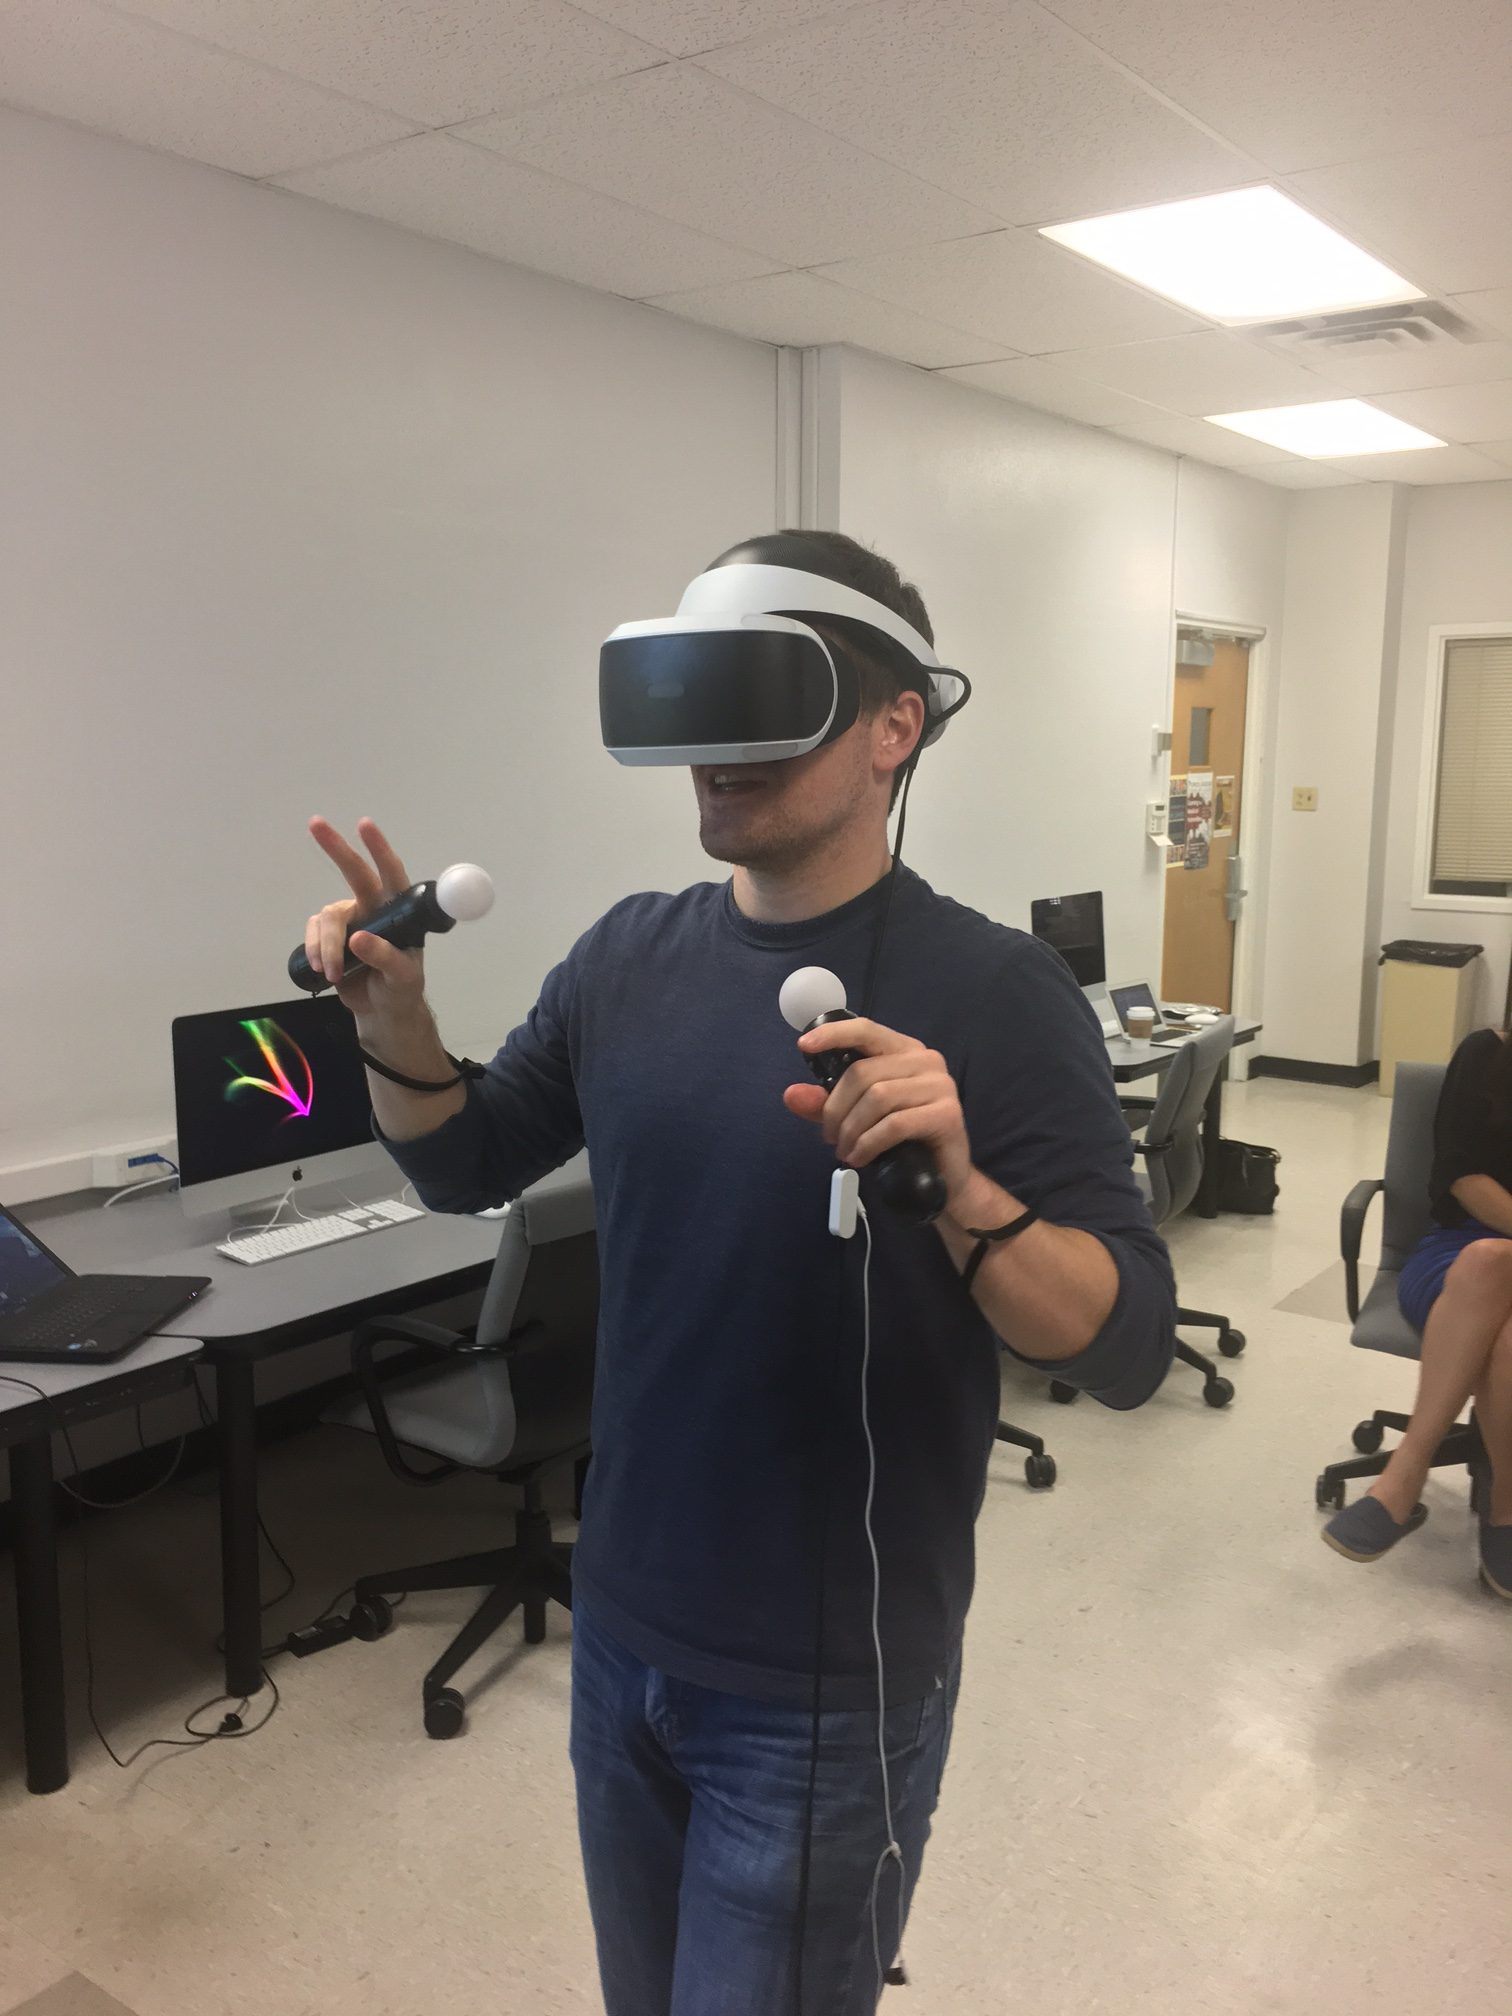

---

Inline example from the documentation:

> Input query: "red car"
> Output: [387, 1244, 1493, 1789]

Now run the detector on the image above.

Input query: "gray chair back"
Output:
[331, 1156, 596, 1471]
[1140, 1017, 1236, 1228]
[475, 1153, 597, 1347]
[1380, 1063, 1444, 1270]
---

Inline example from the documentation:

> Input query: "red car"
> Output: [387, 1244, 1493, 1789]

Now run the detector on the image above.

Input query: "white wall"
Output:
[1379, 482, 1512, 1029]
[0, 110, 776, 1193]
[1261, 486, 1407, 1066]
[821, 350, 1289, 1006]
[823, 349, 1176, 984]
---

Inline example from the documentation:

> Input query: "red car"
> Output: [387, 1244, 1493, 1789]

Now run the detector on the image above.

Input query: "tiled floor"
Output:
[3, 1078, 1509, 2016]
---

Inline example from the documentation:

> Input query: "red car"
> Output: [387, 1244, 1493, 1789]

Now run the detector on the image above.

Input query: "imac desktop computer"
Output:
[172, 996, 387, 1222]
[1029, 890, 1119, 1038]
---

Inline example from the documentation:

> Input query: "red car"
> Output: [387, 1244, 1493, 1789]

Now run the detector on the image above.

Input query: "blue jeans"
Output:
[569, 1601, 960, 2016]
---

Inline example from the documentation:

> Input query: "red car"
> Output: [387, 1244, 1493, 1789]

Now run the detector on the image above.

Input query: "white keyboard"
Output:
[218, 1198, 424, 1266]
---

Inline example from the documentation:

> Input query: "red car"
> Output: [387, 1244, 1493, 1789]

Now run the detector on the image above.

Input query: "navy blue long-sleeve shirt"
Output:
[381, 867, 1175, 1707]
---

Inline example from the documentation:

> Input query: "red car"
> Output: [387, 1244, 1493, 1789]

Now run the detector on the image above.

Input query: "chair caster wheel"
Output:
[1351, 1419, 1384, 1455]
[1025, 1453, 1057, 1489]
[1218, 1329, 1246, 1358]
[1316, 1475, 1346, 1511]
[348, 1595, 394, 1642]
[1203, 1377, 1235, 1408]
[424, 1687, 465, 1740]
[1048, 1381, 1078, 1405]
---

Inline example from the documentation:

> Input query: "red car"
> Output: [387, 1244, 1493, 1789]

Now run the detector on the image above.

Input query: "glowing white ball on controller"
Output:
[436, 863, 495, 922]
[779, 965, 848, 1032]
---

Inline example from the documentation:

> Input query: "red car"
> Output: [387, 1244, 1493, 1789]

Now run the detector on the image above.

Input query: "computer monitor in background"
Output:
[1029, 891, 1119, 1036]
[172, 997, 384, 1219]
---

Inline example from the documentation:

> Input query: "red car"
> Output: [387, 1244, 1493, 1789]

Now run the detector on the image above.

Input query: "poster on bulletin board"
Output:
[1185, 770, 1213, 870]
[1166, 775, 1188, 866]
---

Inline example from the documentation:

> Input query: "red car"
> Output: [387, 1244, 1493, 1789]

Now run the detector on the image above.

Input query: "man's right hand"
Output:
[304, 816, 427, 1032]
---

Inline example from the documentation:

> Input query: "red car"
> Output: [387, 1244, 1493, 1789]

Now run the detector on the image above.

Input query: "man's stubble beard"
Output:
[698, 760, 869, 873]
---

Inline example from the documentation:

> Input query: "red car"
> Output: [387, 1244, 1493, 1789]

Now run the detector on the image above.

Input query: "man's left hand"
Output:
[783, 1018, 976, 1205]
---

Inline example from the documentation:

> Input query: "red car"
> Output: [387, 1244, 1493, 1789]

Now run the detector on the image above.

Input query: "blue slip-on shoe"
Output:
[1322, 1495, 1428, 1562]
[1478, 1518, 1512, 1600]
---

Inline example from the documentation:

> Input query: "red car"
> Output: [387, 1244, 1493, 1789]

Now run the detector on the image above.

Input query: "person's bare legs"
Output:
[1371, 1241, 1512, 1523]
[1472, 1311, 1512, 1527]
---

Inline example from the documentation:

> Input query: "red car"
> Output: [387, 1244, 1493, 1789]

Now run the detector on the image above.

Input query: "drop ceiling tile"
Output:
[1474, 439, 1512, 469]
[461, 61, 997, 265]
[815, 229, 1202, 354]
[699, 0, 1253, 226]
[549, 0, 858, 59]
[1370, 380, 1512, 444]
[275, 133, 781, 298]
[1288, 135, 1512, 298]
[1109, 409, 1291, 467]
[646, 269, 1015, 367]
[1297, 333, 1512, 396]
[120, 0, 666, 127]
[1452, 289, 1512, 340]
[939, 357, 1167, 428]
[1054, 330, 1338, 416]
[1318, 444, 1511, 483]
[1042, 0, 1512, 174]
[1246, 460, 1362, 489]
[0, 0, 417, 175]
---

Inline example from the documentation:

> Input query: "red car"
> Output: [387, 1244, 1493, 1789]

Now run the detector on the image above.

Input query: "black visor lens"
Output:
[600, 630, 836, 754]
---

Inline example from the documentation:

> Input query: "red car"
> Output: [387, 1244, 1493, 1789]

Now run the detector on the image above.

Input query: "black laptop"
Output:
[0, 1203, 209, 1363]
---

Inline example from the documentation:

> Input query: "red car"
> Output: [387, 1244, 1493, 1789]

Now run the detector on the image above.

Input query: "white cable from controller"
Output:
[855, 1199, 907, 1996]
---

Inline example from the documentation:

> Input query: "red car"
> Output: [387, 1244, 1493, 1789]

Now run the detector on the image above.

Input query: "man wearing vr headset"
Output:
[303, 530, 1175, 2015]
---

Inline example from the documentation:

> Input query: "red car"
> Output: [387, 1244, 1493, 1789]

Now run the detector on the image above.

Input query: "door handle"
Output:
[1225, 851, 1246, 922]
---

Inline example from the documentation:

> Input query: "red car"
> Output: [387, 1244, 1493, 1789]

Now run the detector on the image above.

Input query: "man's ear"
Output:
[875, 689, 926, 784]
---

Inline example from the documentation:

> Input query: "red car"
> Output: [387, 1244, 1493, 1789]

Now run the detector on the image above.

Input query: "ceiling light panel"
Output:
[1041, 186, 1424, 324]
[1206, 399, 1444, 457]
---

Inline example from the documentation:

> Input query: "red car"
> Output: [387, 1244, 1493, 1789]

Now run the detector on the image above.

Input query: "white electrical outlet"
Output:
[90, 1138, 177, 1189]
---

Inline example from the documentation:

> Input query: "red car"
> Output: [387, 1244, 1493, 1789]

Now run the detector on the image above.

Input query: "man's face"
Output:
[692, 705, 911, 873]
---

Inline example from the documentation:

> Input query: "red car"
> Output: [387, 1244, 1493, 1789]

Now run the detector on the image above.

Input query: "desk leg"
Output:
[216, 1360, 264, 1698]
[12, 1436, 69, 1794]
[1196, 1060, 1229, 1219]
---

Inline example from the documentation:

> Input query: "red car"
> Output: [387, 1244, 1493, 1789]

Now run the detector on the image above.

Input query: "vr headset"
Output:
[600, 539, 970, 767]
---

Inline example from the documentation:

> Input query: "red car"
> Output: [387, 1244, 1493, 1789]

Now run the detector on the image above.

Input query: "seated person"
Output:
[1323, 1024, 1512, 1597]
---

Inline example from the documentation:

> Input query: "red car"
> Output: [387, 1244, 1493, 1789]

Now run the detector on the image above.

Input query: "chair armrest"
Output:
[351, 1314, 470, 1486]
[1136, 1136, 1176, 1158]
[354, 1314, 468, 1354]
[1340, 1178, 1385, 1323]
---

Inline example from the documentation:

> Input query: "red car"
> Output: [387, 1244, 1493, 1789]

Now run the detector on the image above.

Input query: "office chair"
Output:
[1103, 1016, 1246, 1408]
[1317, 1062, 1488, 1512]
[325, 1166, 597, 1738]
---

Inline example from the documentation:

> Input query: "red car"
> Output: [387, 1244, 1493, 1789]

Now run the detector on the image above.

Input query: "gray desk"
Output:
[1106, 1018, 1263, 1217]
[23, 1154, 589, 1700]
[1, 1334, 202, 1793]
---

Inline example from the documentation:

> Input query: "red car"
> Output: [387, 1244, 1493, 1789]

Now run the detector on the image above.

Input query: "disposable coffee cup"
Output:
[1127, 1005, 1157, 1043]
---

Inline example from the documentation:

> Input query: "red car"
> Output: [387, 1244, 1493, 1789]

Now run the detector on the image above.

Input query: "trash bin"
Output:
[1377, 940, 1484, 1097]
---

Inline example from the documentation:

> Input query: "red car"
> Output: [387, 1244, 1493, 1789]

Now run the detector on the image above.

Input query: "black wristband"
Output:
[359, 1046, 485, 1095]
[961, 1205, 1041, 1294]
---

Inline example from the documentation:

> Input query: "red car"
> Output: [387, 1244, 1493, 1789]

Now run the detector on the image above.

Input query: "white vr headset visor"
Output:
[600, 563, 968, 767]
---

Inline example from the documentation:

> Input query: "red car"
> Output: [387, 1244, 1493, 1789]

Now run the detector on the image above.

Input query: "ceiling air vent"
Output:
[1252, 298, 1492, 364]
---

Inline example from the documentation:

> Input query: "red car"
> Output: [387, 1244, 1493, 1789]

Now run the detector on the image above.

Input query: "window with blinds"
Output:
[1431, 636, 1512, 898]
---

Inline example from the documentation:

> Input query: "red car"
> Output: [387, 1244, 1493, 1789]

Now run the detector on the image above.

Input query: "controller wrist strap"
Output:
[961, 1205, 1040, 1293]
[359, 1047, 485, 1095]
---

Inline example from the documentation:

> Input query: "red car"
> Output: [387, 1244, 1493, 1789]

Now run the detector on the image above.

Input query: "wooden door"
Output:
[1161, 637, 1249, 1012]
